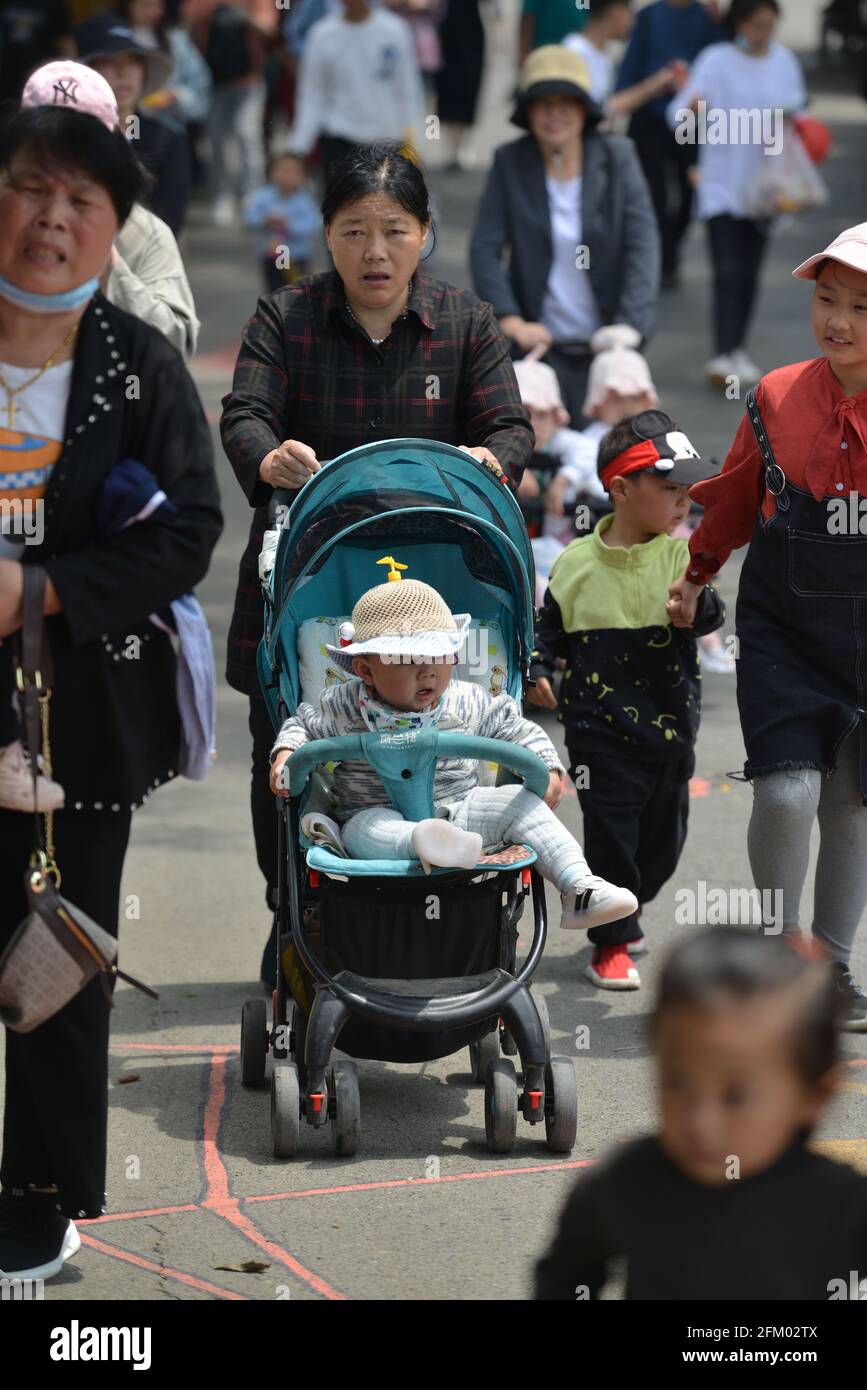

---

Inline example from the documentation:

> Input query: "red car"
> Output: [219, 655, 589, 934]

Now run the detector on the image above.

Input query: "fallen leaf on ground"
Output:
[117, 1075, 140, 1085]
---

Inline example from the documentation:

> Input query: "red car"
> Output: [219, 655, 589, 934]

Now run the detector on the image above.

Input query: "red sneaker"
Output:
[586, 945, 641, 990]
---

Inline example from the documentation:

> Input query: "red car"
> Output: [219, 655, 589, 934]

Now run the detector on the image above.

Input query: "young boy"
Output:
[529, 410, 724, 988]
[535, 927, 867, 1299]
[269, 560, 638, 930]
[242, 149, 321, 294]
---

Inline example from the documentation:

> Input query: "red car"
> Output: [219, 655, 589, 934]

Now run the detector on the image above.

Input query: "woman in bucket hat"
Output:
[668, 222, 867, 1030]
[269, 560, 638, 930]
[470, 45, 660, 428]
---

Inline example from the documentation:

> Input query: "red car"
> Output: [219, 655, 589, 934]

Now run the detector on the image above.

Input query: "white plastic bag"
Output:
[744, 121, 829, 219]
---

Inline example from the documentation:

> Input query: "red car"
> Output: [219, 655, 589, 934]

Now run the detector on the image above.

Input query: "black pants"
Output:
[569, 748, 693, 947]
[320, 136, 360, 183]
[545, 344, 594, 431]
[0, 640, 18, 745]
[628, 114, 696, 277]
[707, 214, 770, 356]
[0, 808, 132, 1219]
[249, 693, 279, 915]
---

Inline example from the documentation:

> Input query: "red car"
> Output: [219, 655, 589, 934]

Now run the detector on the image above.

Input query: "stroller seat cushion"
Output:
[297, 615, 511, 706]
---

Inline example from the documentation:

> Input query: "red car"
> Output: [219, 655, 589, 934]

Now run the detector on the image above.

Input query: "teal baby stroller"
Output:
[239, 439, 577, 1158]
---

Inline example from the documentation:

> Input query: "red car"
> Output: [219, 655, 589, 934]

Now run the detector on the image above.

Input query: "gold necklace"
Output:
[0, 321, 80, 430]
[345, 278, 413, 345]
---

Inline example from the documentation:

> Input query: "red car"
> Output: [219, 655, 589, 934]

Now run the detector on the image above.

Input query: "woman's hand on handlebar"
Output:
[526, 675, 557, 710]
[459, 445, 506, 480]
[270, 748, 291, 797]
[258, 439, 321, 490]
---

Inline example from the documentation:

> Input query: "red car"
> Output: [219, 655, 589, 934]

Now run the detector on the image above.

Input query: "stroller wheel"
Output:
[271, 1061, 301, 1158]
[484, 1059, 517, 1154]
[469, 1026, 501, 1084]
[331, 1060, 361, 1157]
[544, 1056, 578, 1154]
[240, 997, 268, 1089]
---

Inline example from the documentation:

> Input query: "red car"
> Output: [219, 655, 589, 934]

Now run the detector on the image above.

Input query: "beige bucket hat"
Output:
[326, 559, 470, 670]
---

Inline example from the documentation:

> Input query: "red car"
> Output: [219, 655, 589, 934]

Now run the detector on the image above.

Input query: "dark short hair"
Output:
[591, 0, 633, 14]
[0, 106, 148, 224]
[650, 927, 842, 1088]
[725, 0, 780, 39]
[321, 141, 433, 233]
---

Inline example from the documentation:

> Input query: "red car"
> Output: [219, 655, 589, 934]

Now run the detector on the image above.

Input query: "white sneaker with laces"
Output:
[0, 740, 65, 812]
[560, 877, 639, 930]
[705, 353, 736, 389]
[731, 348, 763, 386]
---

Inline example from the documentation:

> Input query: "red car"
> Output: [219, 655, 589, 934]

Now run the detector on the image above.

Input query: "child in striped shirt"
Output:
[268, 567, 637, 931]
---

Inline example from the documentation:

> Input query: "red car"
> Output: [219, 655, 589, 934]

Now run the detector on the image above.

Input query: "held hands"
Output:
[666, 575, 704, 628]
[259, 440, 321, 490]
[526, 675, 557, 710]
[0, 559, 24, 639]
[270, 749, 291, 798]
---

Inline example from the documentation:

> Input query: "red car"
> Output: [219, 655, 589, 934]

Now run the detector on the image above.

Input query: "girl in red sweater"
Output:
[668, 223, 867, 1031]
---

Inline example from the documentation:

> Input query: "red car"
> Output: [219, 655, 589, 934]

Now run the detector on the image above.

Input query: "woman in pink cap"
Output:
[0, 61, 221, 1283]
[668, 222, 867, 1031]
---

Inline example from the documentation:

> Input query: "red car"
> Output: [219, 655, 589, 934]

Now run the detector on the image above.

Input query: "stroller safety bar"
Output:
[285, 728, 551, 819]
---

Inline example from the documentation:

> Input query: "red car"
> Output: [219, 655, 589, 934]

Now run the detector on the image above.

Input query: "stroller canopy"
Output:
[259, 439, 536, 726]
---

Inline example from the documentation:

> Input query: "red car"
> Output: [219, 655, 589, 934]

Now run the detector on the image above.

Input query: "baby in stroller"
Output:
[269, 560, 638, 932]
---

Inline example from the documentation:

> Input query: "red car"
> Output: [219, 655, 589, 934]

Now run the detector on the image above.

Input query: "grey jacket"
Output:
[469, 132, 660, 344]
[108, 203, 200, 360]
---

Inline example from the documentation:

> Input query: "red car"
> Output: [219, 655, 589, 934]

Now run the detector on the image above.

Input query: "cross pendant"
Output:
[5, 397, 15, 430]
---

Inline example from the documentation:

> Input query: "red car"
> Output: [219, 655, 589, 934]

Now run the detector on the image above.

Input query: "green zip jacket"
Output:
[531, 516, 725, 761]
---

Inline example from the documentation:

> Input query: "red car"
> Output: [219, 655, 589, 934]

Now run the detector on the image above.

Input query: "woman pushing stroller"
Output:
[269, 559, 638, 932]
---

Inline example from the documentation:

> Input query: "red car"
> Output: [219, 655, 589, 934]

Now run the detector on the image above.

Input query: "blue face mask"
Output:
[0, 275, 99, 315]
[734, 34, 754, 52]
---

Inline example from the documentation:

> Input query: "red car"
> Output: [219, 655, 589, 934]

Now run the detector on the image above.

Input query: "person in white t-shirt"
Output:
[289, 0, 424, 178]
[666, 0, 807, 388]
[564, 0, 682, 117]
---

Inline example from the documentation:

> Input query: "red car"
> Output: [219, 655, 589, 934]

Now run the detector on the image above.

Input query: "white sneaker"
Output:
[705, 353, 736, 389]
[411, 819, 483, 874]
[560, 877, 639, 930]
[211, 193, 236, 228]
[0, 740, 65, 812]
[730, 348, 763, 387]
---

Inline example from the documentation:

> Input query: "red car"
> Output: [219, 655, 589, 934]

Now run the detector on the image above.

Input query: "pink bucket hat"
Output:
[792, 222, 867, 281]
[583, 324, 659, 419]
[513, 348, 570, 427]
[21, 61, 119, 133]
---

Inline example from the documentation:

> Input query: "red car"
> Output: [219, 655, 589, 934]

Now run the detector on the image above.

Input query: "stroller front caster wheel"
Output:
[469, 1025, 501, 1084]
[271, 1061, 301, 1158]
[240, 997, 268, 1089]
[331, 1060, 361, 1156]
[484, 1058, 517, 1154]
[544, 1055, 578, 1154]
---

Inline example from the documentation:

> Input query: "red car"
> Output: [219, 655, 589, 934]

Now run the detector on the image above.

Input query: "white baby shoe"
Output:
[411, 819, 483, 875]
[560, 877, 639, 930]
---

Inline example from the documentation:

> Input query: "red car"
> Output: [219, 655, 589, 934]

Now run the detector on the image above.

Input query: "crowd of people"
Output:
[0, 0, 866, 1302]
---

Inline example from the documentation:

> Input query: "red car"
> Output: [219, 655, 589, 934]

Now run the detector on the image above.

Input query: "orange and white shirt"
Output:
[0, 359, 72, 556]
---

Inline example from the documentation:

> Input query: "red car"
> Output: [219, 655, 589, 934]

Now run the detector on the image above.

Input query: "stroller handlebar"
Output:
[285, 730, 551, 802]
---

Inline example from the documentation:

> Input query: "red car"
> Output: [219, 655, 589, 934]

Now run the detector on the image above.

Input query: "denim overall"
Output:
[734, 389, 867, 802]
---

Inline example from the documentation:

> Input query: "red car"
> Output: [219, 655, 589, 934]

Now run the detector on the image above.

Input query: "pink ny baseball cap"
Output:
[21, 61, 119, 133]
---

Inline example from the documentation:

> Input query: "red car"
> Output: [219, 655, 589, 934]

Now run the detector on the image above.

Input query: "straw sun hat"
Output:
[325, 558, 470, 671]
[511, 45, 603, 130]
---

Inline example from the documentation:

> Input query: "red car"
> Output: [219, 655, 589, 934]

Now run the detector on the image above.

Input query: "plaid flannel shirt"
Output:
[221, 269, 534, 695]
